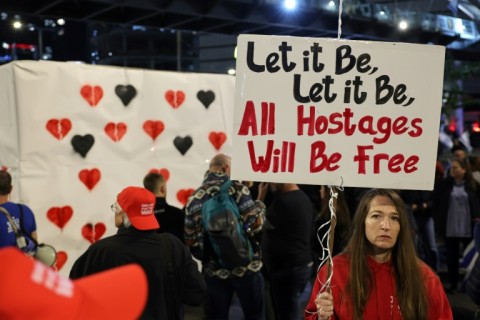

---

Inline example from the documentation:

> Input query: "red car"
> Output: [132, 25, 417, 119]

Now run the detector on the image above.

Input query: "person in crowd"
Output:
[401, 189, 439, 271]
[435, 160, 446, 185]
[443, 143, 469, 177]
[452, 144, 468, 161]
[143, 171, 185, 242]
[70, 186, 206, 320]
[433, 157, 480, 292]
[259, 182, 315, 320]
[305, 189, 452, 320]
[0, 170, 37, 249]
[1, 247, 148, 320]
[245, 181, 274, 208]
[299, 184, 323, 213]
[468, 155, 480, 185]
[311, 186, 351, 271]
[185, 153, 266, 320]
[343, 187, 370, 219]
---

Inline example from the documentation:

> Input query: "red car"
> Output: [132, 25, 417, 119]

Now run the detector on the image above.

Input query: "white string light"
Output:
[305, 0, 344, 314]
[305, 184, 343, 316]
[338, 0, 343, 39]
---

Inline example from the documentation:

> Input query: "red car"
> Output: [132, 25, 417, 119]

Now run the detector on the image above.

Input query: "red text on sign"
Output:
[238, 101, 275, 136]
[353, 145, 419, 174]
[247, 140, 295, 173]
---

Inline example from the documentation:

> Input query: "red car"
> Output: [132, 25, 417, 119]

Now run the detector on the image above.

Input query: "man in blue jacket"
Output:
[0, 170, 37, 250]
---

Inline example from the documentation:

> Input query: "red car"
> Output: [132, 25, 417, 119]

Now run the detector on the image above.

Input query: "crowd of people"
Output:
[1, 146, 480, 319]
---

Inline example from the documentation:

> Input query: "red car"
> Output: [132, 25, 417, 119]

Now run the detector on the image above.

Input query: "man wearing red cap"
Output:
[70, 186, 206, 320]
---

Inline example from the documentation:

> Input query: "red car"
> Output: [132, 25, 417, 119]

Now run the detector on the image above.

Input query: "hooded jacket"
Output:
[305, 254, 452, 320]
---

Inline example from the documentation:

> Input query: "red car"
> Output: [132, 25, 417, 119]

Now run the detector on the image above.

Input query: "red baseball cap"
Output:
[117, 186, 159, 230]
[0, 247, 147, 320]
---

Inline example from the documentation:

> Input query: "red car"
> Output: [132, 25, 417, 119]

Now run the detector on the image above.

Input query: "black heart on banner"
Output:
[71, 134, 95, 158]
[115, 84, 137, 106]
[173, 136, 193, 155]
[197, 90, 215, 109]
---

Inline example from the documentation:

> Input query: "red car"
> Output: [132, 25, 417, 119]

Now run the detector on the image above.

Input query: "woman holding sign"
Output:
[304, 189, 452, 320]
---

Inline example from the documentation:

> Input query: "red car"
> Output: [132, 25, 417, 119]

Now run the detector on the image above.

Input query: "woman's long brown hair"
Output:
[343, 189, 429, 320]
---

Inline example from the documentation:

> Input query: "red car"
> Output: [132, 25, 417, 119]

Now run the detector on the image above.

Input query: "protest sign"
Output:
[231, 35, 445, 190]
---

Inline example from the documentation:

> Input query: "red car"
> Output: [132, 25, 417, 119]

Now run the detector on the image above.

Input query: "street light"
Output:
[10, 18, 65, 60]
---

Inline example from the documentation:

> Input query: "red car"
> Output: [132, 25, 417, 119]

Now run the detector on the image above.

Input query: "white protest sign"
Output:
[231, 35, 445, 190]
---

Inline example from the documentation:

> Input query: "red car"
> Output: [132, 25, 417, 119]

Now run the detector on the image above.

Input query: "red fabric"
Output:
[117, 186, 158, 230]
[0, 248, 147, 320]
[436, 161, 445, 176]
[305, 254, 453, 320]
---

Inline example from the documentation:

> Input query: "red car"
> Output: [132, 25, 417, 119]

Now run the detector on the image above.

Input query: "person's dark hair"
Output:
[143, 172, 165, 194]
[0, 170, 12, 195]
[344, 189, 428, 320]
[451, 144, 466, 153]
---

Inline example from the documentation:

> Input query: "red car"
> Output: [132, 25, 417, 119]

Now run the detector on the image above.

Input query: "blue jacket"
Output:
[0, 202, 36, 248]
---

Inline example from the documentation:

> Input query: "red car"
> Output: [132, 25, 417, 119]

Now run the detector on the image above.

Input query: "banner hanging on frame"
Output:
[231, 35, 445, 190]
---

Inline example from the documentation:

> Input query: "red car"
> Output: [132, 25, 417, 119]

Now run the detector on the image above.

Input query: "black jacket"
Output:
[154, 197, 185, 242]
[262, 189, 315, 272]
[70, 227, 206, 320]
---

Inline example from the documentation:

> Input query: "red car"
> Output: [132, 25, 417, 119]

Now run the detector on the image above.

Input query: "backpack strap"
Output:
[17, 204, 38, 246]
[220, 179, 232, 194]
[0, 206, 29, 250]
[0, 206, 22, 238]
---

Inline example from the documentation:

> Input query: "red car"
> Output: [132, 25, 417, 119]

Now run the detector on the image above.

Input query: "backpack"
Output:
[201, 180, 253, 269]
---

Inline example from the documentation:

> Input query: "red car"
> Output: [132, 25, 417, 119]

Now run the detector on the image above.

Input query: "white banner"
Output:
[0, 61, 235, 275]
[232, 35, 445, 190]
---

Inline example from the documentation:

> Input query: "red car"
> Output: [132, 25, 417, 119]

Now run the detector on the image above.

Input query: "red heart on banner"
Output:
[209, 131, 227, 150]
[176, 188, 194, 206]
[80, 85, 103, 107]
[149, 168, 170, 181]
[81, 223, 106, 244]
[143, 120, 165, 141]
[54, 251, 68, 271]
[46, 119, 72, 140]
[78, 168, 101, 191]
[104, 122, 127, 142]
[165, 90, 185, 109]
[46, 206, 73, 230]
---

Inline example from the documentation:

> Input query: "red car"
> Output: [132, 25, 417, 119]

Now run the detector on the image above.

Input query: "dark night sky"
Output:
[0, 17, 89, 62]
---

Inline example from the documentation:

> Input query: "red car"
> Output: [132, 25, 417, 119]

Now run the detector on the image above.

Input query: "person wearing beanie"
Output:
[70, 186, 206, 320]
